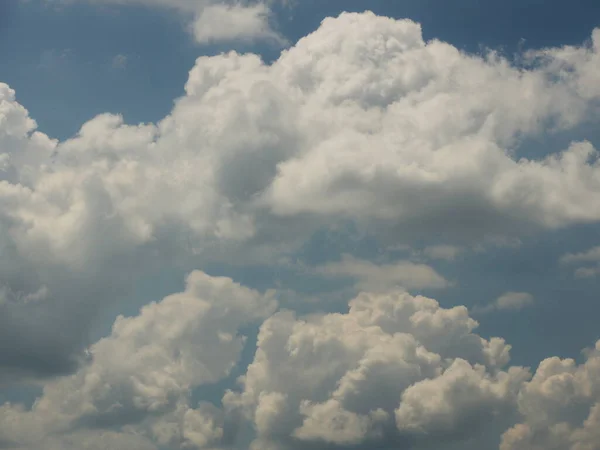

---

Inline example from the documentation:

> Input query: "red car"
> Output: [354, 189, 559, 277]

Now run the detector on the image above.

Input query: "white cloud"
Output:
[0, 270, 277, 449]
[395, 358, 526, 446]
[501, 341, 600, 450]
[495, 292, 535, 310]
[192, 3, 284, 45]
[316, 254, 450, 291]
[0, 271, 598, 450]
[526, 28, 600, 101]
[1, 10, 600, 385]
[473, 292, 535, 315]
[1, 12, 600, 443]
[75, 0, 283, 44]
[224, 289, 525, 449]
[4, 14, 600, 269]
[258, 15, 600, 238]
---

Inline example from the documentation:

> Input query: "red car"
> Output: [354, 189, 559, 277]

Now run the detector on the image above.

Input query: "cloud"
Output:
[561, 246, 600, 264]
[501, 341, 600, 450]
[495, 292, 535, 310]
[224, 289, 527, 450]
[573, 266, 600, 278]
[0, 271, 277, 449]
[3, 8, 600, 450]
[74, 0, 284, 44]
[561, 245, 600, 278]
[0, 8, 600, 392]
[192, 3, 284, 45]
[316, 255, 450, 291]
[0, 271, 598, 450]
[473, 292, 535, 315]
[257, 15, 600, 239]
[526, 28, 600, 102]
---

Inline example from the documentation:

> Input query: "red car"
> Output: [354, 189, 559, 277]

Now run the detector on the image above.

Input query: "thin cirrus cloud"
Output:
[0, 8, 600, 450]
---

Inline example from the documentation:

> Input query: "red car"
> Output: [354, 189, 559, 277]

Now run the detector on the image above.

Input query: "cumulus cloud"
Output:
[473, 292, 535, 315]
[192, 3, 284, 45]
[224, 289, 526, 450]
[316, 255, 450, 291]
[5, 13, 600, 261]
[526, 28, 600, 101]
[0, 271, 277, 449]
[501, 341, 600, 450]
[0, 270, 598, 450]
[1, 14, 600, 449]
[258, 15, 600, 236]
[1, 9, 600, 384]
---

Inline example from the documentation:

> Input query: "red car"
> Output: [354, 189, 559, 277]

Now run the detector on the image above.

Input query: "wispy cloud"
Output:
[316, 254, 451, 292]
[561, 246, 600, 278]
[473, 291, 534, 315]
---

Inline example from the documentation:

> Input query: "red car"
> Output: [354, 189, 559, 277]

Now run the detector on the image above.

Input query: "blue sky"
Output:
[1, 1, 600, 450]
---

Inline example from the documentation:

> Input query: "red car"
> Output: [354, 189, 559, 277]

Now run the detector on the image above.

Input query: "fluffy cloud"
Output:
[0, 271, 276, 449]
[44, 11, 600, 256]
[1, 269, 599, 450]
[501, 341, 600, 450]
[1, 5, 600, 420]
[527, 28, 600, 101]
[5, 12, 600, 260]
[192, 3, 284, 45]
[262, 14, 600, 237]
[224, 290, 528, 450]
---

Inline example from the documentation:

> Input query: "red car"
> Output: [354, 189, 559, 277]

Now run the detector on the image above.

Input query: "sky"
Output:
[0, 1, 599, 449]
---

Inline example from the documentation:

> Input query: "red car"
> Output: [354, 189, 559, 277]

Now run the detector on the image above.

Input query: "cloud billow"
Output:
[0, 9, 600, 450]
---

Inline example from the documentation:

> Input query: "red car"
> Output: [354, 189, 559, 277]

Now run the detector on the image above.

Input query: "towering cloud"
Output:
[501, 342, 600, 450]
[1, 7, 600, 384]
[224, 289, 526, 450]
